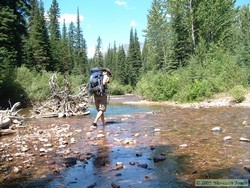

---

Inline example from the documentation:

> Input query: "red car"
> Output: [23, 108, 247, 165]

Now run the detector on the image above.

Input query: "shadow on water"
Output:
[1, 103, 250, 188]
[46, 143, 193, 188]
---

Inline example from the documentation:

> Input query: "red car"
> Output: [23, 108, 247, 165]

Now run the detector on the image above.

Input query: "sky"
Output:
[43, 0, 250, 58]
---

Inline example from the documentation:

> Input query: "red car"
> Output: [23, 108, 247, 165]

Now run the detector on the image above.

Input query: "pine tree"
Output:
[68, 22, 76, 73]
[235, 5, 250, 67]
[167, 0, 193, 66]
[144, 0, 171, 70]
[48, 0, 61, 71]
[58, 19, 71, 74]
[25, 0, 51, 71]
[141, 39, 153, 73]
[127, 28, 142, 86]
[93, 36, 104, 67]
[195, 0, 235, 50]
[133, 29, 142, 80]
[127, 28, 135, 85]
[0, 0, 29, 84]
[0, 0, 29, 66]
[73, 8, 88, 75]
[117, 45, 127, 84]
[104, 42, 117, 78]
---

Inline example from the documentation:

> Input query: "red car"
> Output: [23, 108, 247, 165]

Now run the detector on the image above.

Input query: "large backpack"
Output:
[88, 67, 104, 96]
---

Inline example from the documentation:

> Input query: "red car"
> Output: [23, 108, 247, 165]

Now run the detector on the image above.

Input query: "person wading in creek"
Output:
[92, 68, 111, 127]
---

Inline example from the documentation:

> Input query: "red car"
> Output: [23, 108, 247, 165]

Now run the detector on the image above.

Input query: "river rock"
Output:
[86, 132, 92, 138]
[242, 121, 247, 125]
[134, 133, 140, 137]
[129, 161, 136, 165]
[137, 163, 148, 169]
[13, 166, 19, 173]
[21, 146, 29, 152]
[97, 134, 105, 139]
[111, 182, 120, 188]
[115, 162, 124, 170]
[239, 137, 250, 142]
[153, 155, 166, 163]
[58, 144, 66, 148]
[223, 136, 232, 141]
[43, 143, 53, 147]
[179, 144, 188, 147]
[123, 139, 135, 145]
[70, 138, 76, 143]
[39, 148, 46, 152]
[58, 113, 65, 118]
[211, 127, 222, 132]
[150, 145, 155, 150]
[87, 182, 97, 188]
[64, 157, 77, 167]
[243, 166, 250, 173]
[136, 152, 142, 157]
[154, 128, 161, 132]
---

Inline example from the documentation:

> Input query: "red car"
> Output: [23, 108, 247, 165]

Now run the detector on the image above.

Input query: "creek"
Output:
[0, 96, 250, 188]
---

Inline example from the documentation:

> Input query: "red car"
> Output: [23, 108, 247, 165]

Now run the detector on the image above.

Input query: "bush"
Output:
[108, 80, 133, 95]
[15, 66, 86, 102]
[229, 85, 246, 103]
[136, 47, 248, 103]
[136, 71, 178, 101]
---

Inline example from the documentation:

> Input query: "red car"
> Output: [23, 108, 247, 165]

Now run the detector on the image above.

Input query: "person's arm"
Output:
[103, 75, 109, 85]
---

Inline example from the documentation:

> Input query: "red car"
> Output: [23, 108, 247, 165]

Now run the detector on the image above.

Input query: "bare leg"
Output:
[94, 110, 105, 125]
[100, 112, 105, 126]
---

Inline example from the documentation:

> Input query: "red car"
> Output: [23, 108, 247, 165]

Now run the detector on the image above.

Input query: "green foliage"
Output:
[109, 80, 133, 95]
[126, 28, 142, 86]
[136, 71, 178, 101]
[229, 85, 246, 103]
[136, 47, 248, 103]
[235, 5, 250, 69]
[15, 66, 85, 102]
[16, 67, 53, 101]
[68, 75, 85, 95]
[25, 0, 51, 71]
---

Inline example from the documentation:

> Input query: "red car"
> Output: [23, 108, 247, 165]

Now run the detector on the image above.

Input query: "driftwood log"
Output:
[30, 74, 90, 118]
[0, 102, 24, 135]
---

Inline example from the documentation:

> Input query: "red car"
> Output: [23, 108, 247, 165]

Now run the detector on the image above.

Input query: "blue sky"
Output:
[43, 0, 249, 57]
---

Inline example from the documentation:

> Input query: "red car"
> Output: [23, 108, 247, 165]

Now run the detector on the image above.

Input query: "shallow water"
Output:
[1, 102, 250, 188]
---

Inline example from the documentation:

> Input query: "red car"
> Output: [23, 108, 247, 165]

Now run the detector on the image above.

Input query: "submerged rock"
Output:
[129, 161, 136, 165]
[87, 182, 96, 188]
[153, 155, 166, 163]
[137, 163, 148, 169]
[136, 152, 142, 157]
[243, 166, 250, 173]
[111, 182, 120, 188]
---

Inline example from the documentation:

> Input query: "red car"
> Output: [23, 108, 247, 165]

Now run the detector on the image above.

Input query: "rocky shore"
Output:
[121, 93, 250, 109]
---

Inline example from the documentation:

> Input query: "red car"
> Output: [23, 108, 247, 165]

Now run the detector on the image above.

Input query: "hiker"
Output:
[92, 68, 111, 127]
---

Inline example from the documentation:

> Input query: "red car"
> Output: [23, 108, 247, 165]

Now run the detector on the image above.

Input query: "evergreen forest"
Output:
[0, 0, 250, 107]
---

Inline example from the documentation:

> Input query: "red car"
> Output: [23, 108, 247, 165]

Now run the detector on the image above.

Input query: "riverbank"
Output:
[117, 93, 250, 108]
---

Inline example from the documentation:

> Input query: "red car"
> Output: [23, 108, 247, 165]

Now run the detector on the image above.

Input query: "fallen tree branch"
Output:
[30, 74, 89, 118]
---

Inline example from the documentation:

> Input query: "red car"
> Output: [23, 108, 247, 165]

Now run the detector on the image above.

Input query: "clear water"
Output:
[88, 103, 161, 117]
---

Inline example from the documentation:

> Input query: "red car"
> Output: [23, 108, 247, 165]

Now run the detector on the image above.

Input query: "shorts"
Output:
[94, 94, 108, 112]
